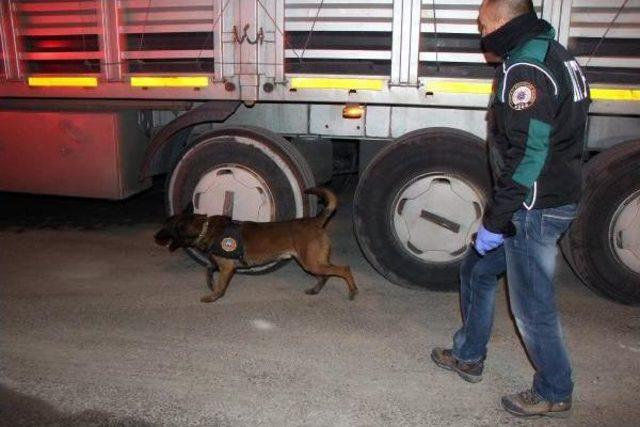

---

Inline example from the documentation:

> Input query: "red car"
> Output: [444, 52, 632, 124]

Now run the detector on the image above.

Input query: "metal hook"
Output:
[232, 24, 264, 45]
[245, 26, 264, 45]
[232, 24, 247, 44]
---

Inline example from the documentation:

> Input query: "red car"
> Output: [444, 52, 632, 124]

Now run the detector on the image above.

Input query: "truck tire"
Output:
[354, 128, 491, 291]
[564, 140, 640, 305]
[166, 126, 315, 272]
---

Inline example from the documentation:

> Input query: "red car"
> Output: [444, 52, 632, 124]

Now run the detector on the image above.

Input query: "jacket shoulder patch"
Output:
[509, 81, 537, 111]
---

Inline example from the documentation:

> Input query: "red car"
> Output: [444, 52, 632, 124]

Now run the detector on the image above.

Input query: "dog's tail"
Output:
[305, 187, 337, 228]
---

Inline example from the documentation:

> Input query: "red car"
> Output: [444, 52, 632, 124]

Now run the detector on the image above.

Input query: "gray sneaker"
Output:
[430, 347, 483, 383]
[501, 389, 572, 418]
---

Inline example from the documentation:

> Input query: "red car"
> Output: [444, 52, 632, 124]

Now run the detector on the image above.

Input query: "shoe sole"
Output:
[502, 407, 571, 419]
[501, 400, 571, 418]
[431, 352, 482, 383]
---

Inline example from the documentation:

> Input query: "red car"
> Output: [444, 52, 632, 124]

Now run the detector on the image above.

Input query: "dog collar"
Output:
[195, 218, 210, 248]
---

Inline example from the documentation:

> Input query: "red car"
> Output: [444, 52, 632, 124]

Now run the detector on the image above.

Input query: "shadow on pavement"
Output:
[0, 178, 166, 232]
[0, 384, 154, 427]
[0, 174, 359, 232]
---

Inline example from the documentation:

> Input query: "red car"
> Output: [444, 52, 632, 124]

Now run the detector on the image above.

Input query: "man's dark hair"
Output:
[486, 0, 534, 18]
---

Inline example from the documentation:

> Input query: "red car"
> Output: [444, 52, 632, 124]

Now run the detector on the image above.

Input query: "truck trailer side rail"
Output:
[0, 0, 638, 115]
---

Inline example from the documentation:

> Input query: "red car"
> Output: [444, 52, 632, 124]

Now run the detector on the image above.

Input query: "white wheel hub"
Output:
[192, 164, 274, 221]
[610, 189, 640, 275]
[393, 174, 484, 263]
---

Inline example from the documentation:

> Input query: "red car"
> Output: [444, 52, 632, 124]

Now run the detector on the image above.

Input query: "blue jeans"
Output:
[452, 204, 577, 402]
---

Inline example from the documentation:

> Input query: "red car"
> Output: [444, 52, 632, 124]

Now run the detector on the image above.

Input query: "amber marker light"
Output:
[28, 77, 98, 87]
[290, 77, 385, 91]
[130, 76, 209, 88]
[343, 104, 365, 119]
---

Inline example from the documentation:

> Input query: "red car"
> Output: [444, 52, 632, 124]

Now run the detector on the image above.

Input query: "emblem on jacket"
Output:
[509, 81, 537, 110]
[221, 237, 238, 252]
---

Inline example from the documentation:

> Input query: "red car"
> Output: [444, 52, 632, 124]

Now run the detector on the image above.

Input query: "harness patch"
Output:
[509, 81, 537, 111]
[207, 221, 244, 261]
[221, 237, 238, 252]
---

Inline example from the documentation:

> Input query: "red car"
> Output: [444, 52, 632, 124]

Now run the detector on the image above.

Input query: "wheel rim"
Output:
[609, 189, 640, 275]
[392, 173, 484, 264]
[233, 136, 305, 218]
[168, 134, 307, 219]
[192, 164, 275, 221]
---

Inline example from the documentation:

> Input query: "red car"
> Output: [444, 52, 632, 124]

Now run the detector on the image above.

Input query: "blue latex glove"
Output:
[474, 224, 504, 256]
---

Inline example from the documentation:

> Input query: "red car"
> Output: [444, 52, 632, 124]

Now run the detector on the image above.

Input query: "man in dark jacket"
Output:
[431, 0, 590, 418]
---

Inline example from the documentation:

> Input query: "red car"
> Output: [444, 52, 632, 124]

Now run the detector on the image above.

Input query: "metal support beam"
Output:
[557, 0, 574, 48]
[213, 0, 224, 83]
[0, 0, 22, 79]
[221, 0, 237, 83]
[542, 0, 562, 38]
[238, 0, 259, 101]
[257, 0, 284, 86]
[99, 0, 124, 81]
[391, 0, 422, 86]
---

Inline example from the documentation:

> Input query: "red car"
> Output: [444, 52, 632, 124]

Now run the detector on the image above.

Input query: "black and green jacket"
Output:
[483, 18, 591, 234]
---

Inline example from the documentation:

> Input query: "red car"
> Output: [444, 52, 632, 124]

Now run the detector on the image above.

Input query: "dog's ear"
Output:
[154, 228, 172, 246]
[166, 217, 194, 251]
[209, 215, 232, 229]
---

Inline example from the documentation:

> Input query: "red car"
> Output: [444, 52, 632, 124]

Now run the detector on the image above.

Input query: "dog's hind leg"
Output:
[205, 266, 215, 291]
[201, 258, 236, 303]
[298, 236, 358, 300]
[330, 265, 358, 300]
[305, 276, 329, 295]
[305, 263, 358, 300]
[298, 239, 330, 295]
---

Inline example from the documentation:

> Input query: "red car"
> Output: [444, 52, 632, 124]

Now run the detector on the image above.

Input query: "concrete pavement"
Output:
[1, 184, 639, 426]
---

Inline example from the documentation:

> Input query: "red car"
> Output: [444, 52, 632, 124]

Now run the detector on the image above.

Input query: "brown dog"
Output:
[154, 188, 357, 303]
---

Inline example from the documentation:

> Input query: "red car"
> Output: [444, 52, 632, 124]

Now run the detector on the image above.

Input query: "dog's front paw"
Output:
[200, 295, 219, 303]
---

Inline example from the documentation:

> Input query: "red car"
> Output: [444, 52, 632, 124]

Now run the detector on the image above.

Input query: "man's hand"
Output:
[474, 224, 504, 256]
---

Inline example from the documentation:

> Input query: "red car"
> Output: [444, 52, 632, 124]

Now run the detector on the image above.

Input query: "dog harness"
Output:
[197, 218, 244, 261]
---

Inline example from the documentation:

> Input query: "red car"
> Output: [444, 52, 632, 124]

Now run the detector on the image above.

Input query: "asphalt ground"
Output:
[1, 178, 639, 426]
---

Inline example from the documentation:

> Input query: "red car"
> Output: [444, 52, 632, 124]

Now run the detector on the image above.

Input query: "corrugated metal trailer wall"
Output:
[1, 0, 637, 110]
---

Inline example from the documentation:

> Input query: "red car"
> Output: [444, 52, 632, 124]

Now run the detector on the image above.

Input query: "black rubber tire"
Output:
[564, 140, 640, 305]
[354, 128, 491, 291]
[166, 126, 315, 273]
